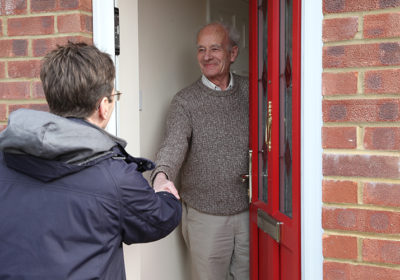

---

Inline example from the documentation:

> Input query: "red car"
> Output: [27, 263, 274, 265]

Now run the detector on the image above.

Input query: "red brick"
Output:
[364, 127, 400, 150]
[0, 39, 28, 57]
[32, 81, 45, 99]
[31, 0, 57, 12]
[0, 19, 3, 36]
[324, 262, 400, 280]
[323, 180, 358, 203]
[0, 61, 5, 78]
[31, 0, 92, 12]
[323, 207, 400, 234]
[8, 16, 54, 36]
[323, 0, 400, 14]
[364, 13, 400, 39]
[76, 36, 92, 45]
[9, 103, 49, 114]
[323, 99, 400, 122]
[33, 36, 92, 57]
[323, 234, 358, 260]
[81, 15, 92, 32]
[58, 14, 92, 33]
[323, 43, 400, 68]
[323, 17, 358, 42]
[33, 37, 72, 57]
[364, 183, 400, 208]
[322, 72, 358, 96]
[79, 0, 92, 11]
[60, 0, 79, 9]
[0, 82, 30, 99]
[0, 0, 27, 15]
[365, 69, 400, 94]
[323, 153, 400, 179]
[363, 239, 400, 265]
[8, 60, 41, 79]
[0, 104, 6, 121]
[59, 0, 92, 11]
[322, 127, 357, 149]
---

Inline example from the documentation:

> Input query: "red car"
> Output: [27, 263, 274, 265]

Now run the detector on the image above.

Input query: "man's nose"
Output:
[204, 50, 212, 60]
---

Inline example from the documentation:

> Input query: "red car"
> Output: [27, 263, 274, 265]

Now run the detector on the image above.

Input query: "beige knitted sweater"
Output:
[151, 74, 249, 215]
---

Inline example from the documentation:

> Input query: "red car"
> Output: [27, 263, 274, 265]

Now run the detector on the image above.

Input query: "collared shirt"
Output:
[201, 72, 234, 91]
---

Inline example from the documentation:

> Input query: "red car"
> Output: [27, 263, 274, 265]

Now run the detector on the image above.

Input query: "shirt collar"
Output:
[201, 72, 234, 91]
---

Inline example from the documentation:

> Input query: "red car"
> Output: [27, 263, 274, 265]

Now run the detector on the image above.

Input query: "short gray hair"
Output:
[198, 21, 241, 50]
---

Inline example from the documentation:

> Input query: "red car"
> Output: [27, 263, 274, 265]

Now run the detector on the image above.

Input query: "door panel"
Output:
[249, 0, 301, 279]
[279, 0, 293, 218]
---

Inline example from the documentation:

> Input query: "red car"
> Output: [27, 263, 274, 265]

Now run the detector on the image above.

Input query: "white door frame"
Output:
[301, 0, 323, 279]
[92, 0, 119, 136]
[92, 1, 324, 279]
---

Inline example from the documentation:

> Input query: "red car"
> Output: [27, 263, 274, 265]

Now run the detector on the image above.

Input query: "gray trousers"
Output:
[182, 202, 249, 280]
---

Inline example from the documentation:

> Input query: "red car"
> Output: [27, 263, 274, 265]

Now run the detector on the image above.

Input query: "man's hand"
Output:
[153, 172, 180, 200]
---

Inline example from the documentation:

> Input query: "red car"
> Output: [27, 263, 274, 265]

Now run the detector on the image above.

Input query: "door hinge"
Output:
[114, 7, 120, 56]
[248, 150, 252, 203]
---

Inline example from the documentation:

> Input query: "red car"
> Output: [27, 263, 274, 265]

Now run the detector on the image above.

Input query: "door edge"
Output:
[300, 0, 323, 280]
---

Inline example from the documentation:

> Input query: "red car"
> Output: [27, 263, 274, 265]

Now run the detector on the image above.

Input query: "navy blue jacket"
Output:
[0, 109, 182, 280]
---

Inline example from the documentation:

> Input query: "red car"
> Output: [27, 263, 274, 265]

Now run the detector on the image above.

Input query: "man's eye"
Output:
[198, 48, 205, 52]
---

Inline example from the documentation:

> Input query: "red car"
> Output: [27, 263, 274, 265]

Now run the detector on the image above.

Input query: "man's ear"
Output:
[230, 45, 239, 63]
[98, 97, 109, 120]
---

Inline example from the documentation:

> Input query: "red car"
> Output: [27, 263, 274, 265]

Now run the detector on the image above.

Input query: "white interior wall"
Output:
[117, 0, 207, 279]
[209, 0, 249, 76]
[117, 2, 142, 279]
[118, 1, 141, 156]
[138, 0, 206, 159]
[137, 1, 206, 279]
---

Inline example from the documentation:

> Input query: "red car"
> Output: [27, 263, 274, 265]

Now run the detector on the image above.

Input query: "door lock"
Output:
[240, 150, 253, 203]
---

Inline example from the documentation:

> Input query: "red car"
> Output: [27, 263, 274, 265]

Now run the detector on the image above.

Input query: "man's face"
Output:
[196, 25, 238, 84]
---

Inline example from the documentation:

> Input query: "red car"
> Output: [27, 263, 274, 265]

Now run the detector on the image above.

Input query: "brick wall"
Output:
[0, 0, 93, 131]
[322, 0, 400, 279]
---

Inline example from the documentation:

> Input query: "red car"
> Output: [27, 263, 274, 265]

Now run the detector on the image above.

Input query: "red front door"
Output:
[248, 0, 301, 279]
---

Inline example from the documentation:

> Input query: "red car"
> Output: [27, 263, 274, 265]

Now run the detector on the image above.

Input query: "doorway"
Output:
[93, 0, 322, 279]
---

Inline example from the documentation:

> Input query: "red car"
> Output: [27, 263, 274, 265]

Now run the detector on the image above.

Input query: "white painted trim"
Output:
[92, 0, 119, 136]
[301, 0, 323, 280]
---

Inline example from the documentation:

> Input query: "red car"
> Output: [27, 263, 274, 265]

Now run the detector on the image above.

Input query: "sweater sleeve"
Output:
[150, 94, 192, 184]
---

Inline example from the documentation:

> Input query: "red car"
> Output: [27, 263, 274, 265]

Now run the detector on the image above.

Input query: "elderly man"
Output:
[151, 22, 249, 280]
[0, 42, 181, 280]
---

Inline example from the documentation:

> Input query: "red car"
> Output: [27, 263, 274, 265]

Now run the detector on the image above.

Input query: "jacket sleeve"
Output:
[112, 160, 182, 244]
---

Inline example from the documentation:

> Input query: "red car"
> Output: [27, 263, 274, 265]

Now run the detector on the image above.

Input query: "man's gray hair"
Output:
[198, 21, 241, 49]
